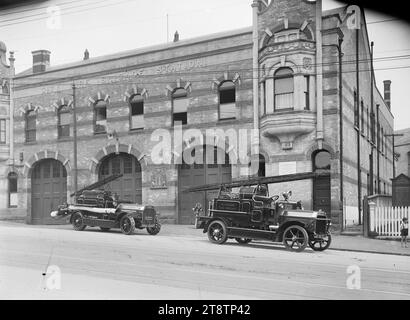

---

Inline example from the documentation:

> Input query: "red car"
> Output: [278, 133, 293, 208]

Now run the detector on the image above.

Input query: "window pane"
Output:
[27, 114, 36, 130]
[131, 115, 144, 129]
[275, 68, 293, 77]
[172, 88, 187, 99]
[275, 77, 293, 94]
[43, 162, 51, 179]
[0, 131, 5, 143]
[112, 158, 121, 175]
[101, 162, 109, 176]
[60, 112, 71, 125]
[26, 130, 36, 142]
[315, 151, 331, 170]
[59, 125, 70, 137]
[131, 101, 144, 116]
[173, 112, 187, 125]
[220, 88, 235, 104]
[173, 98, 188, 113]
[53, 163, 60, 178]
[8, 174, 17, 193]
[220, 103, 236, 119]
[124, 157, 133, 174]
[96, 107, 106, 121]
[275, 93, 293, 110]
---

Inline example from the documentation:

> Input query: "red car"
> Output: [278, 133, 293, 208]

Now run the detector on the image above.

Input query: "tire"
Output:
[119, 214, 136, 235]
[309, 233, 332, 251]
[72, 212, 86, 231]
[100, 227, 111, 232]
[282, 225, 308, 252]
[235, 238, 252, 244]
[147, 217, 161, 235]
[207, 220, 228, 244]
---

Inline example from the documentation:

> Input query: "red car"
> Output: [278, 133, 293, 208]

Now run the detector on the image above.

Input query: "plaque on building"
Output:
[150, 168, 168, 189]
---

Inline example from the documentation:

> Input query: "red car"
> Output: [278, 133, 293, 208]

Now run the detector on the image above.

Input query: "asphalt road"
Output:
[0, 223, 409, 300]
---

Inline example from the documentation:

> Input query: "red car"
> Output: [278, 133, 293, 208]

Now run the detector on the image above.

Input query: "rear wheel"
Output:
[120, 214, 135, 235]
[207, 220, 228, 244]
[147, 217, 161, 235]
[72, 212, 86, 231]
[283, 225, 308, 252]
[309, 233, 332, 251]
[235, 238, 252, 244]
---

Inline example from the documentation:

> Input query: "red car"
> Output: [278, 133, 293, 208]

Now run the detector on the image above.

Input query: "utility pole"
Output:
[385, 133, 404, 179]
[72, 82, 78, 194]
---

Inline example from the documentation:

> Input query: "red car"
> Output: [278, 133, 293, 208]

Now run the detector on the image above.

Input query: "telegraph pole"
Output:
[72, 82, 78, 194]
[385, 133, 404, 179]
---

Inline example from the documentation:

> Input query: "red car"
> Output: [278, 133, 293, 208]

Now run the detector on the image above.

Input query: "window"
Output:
[8, 172, 18, 208]
[370, 111, 375, 143]
[314, 150, 331, 172]
[408, 152, 410, 176]
[354, 91, 358, 127]
[360, 100, 364, 133]
[274, 68, 294, 111]
[272, 29, 308, 43]
[129, 94, 144, 129]
[366, 108, 370, 138]
[25, 110, 36, 142]
[258, 154, 266, 177]
[381, 128, 384, 153]
[0, 119, 5, 144]
[219, 81, 236, 120]
[94, 100, 107, 134]
[58, 105, 71, 138]
[304, 76, 310, 110]
[172, 88, 188, 126]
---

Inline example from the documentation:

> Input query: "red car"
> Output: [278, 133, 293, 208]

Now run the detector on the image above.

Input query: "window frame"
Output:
[0, 119, 6, 144]
[172, 88, 188, 126]
[274, 67, 294, 111]
[8, 172, 18, 208]
[218, 81, 236, 121]
[57, 105, 71, 139]
[93, 100, 108, 134]
[129, 94, 145, 130]
[25, 110, 37, 143]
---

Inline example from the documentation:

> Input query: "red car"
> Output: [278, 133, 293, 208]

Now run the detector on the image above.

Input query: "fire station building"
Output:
[0, 0, 395, 231]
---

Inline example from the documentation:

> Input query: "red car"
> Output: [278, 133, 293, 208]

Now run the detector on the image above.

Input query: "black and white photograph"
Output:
[0, 0, 409, 306]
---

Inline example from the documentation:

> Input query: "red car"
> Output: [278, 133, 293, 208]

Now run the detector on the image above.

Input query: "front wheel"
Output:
[147, 217, 161, 235]
[207, 220, 228, 244]
[120, 214, 136, 235]
[72, 212, 86, 231]
[283, 225, 308, 252]
[235, 238, 252, 244]
[309, 233, 332, 251]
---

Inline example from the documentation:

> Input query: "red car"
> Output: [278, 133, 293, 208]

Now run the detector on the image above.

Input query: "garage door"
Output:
[178, 147, 231, 224]
[99, 153, 142, 203]
[31, 159, 67, 225]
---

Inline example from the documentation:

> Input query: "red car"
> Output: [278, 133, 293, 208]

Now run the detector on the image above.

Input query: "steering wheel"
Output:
[270, 195, 279, 202]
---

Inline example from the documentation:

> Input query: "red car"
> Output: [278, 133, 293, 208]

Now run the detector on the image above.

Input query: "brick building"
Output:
[1, 0, 395, 230]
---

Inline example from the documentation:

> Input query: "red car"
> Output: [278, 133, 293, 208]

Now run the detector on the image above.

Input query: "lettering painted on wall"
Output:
[156, 59, 206, 74]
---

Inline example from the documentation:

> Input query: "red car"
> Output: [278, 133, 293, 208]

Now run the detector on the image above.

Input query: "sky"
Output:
[1, 0, 409, 130]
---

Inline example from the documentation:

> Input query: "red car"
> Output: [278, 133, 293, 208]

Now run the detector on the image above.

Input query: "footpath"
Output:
[1, 220, 409, 256]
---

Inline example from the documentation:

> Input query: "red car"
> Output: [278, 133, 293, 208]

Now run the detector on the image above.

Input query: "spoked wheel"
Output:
[100, 227, 111, 232]
[72, 212, 86, 231]
[235, 238, 252, 244]
[207, 220, 228, 244]
[283, 225, 308, 252]
[308, 233, 332, 251]
[120, 214, 135, 235]
[147, 217, 161, 235]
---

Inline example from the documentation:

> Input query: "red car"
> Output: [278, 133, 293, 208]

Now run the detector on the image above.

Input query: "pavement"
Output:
[1, 221, 410, 300]
[1, 220, 410, 256]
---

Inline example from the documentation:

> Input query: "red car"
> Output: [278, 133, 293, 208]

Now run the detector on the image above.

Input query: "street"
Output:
[0, 223, 409, 300]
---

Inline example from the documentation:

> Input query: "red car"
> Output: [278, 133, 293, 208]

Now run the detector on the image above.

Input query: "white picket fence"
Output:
[370, 206, 410, 237]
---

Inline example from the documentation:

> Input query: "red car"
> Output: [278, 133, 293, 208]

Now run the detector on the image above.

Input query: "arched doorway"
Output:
[98, 153, 142, 203]
[31, 159, 67, 224]
[313, 150, 331, 216]
[178, 146, 231, 224]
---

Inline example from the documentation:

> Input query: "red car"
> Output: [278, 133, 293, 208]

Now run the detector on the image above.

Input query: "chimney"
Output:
[173, 31, 179, 42]
[383, 80, 392, 110]
[83, 49, 89, 60]
[32, 50, 50, 73]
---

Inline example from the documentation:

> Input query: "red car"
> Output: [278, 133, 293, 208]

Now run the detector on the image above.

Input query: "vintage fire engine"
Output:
[51, 174, 161, 235]
[187, 172, 332, 252]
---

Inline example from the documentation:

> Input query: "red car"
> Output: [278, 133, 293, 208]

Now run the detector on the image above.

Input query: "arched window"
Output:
[129, 94, 144, 130]
[313, 150, 331, 172]
[219, 81, 236, 120]
[25, 110, 36, 142]
[274, 68, 294, 111]
[271, 29, 308, 44]
[8, 172, 18, 208]
[172, 88, 188, 126]
[58, 105, 71, 138]
[94, 100, 107, 134]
